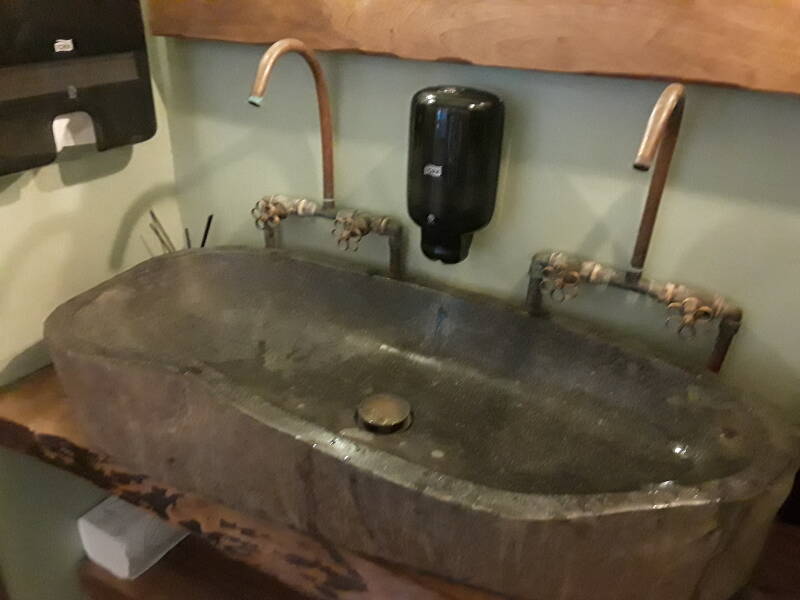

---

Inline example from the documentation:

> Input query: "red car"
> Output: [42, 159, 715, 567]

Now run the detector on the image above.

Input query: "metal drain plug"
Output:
[356, 393, 412, 434]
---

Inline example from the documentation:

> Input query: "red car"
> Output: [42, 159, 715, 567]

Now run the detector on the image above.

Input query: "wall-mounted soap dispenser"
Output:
[0, 0, 156, 176]
[407, 86, 504, 264]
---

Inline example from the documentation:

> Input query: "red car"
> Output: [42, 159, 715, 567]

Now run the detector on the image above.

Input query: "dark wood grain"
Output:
[778, 471, 800, 525]
[147, 0, 800, 95]
[746, 523, 800, 600]
[80, 534, 310, 600]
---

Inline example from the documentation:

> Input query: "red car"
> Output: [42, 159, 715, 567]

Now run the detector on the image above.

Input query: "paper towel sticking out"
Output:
[78, 496, 188, 579]
[52, 111, 97, 152]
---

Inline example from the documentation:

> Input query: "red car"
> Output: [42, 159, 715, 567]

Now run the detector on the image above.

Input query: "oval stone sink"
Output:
[45, 248, 797, 600]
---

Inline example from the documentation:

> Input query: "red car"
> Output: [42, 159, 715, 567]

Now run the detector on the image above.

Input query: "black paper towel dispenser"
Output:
[407, 86, 504, 264]
[0, 0, 156, 176]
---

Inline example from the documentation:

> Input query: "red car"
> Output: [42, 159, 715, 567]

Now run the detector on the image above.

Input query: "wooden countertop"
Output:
[1, 366, 797, 600]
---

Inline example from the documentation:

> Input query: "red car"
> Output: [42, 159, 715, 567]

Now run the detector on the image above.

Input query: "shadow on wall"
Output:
[0, 169, 178, 385]
[109, 182, 177, 269]
[52, 144, 133, 188]
[1, 139, 133, 200]
[0, 341, 47, 384]
[0, 178, 176, 267]
[0, 173, 23, 205]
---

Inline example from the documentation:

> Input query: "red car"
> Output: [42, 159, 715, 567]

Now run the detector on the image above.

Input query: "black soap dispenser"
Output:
[407, 86, 504, 264]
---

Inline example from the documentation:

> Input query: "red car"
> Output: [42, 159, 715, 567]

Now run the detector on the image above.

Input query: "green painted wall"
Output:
[160, 38, 800, 423]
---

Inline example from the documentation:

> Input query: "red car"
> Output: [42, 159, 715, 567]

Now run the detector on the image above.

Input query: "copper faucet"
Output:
[247, 39, 405, 279]
[528, 85, 742, 372]
[249, 38, 335, 208]
[629, 83, 686, 282]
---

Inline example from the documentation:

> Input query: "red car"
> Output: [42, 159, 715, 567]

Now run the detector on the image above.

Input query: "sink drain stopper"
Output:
[356, 394, 412, 434]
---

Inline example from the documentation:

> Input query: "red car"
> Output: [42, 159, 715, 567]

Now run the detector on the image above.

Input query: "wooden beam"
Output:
[0, 368, 501, 600]
[147, 0, 800, 95]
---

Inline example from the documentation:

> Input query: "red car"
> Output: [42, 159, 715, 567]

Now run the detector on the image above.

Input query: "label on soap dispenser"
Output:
[54, 39, 75, 53]
[423, 164, 443, 178]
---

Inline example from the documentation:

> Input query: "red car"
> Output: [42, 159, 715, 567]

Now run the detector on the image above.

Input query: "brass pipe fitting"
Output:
[250, 195, 404, 280]
[251, 195, 320, 229]
[529, 250, 743, 372]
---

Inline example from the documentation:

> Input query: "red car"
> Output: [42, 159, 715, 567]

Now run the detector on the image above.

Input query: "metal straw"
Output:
[149, 222, 172, 254]
[149, 210, 176, 253]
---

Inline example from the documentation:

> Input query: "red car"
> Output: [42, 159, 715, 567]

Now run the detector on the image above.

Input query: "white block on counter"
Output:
[78, 496, 188, 579]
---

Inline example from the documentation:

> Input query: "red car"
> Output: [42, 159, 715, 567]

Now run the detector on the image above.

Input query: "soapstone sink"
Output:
[45, 248, 797, 600]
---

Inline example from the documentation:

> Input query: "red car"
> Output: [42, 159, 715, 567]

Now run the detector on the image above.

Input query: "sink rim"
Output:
[45, 247, 799, 521]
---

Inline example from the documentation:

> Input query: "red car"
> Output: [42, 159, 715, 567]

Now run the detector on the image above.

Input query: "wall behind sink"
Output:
[159, 38, 800, 423]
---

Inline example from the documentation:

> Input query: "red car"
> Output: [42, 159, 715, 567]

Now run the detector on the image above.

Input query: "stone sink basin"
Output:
[45, 248, 796, 600]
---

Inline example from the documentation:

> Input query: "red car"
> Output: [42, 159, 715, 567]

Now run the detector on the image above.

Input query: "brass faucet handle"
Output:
[251, 200, 268, 229]
[252, 197, 290, 229]
[665, 297, 714, 340]
[332, 211, 372, 252]
[540, 266, 581, 303]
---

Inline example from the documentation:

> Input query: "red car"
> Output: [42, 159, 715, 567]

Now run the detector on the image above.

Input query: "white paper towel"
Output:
[52, 111, 97, 152]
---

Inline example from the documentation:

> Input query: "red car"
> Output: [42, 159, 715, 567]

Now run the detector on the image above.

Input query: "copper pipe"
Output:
[249, 38, 335, 207]
[629, 83, 686, 280]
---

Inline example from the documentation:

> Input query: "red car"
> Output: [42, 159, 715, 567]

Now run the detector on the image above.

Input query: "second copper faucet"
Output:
[249, 38, 335, 207]
[629, 83, 686, 281]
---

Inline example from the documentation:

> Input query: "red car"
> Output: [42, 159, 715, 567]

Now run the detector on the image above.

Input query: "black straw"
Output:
[184, 227, 192, 249]
[200, 214, 214, 248]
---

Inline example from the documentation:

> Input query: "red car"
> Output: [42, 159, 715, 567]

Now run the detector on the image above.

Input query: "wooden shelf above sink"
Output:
[147, 0, 800, 95]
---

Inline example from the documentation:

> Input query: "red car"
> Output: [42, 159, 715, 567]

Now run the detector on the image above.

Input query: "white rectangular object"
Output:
[78, 496, 188, 579]
[52, 111, 97, 152]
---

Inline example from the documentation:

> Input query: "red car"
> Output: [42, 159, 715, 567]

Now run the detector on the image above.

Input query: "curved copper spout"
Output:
[249, 38, 335, 207]
[629, 83, 686, 279]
